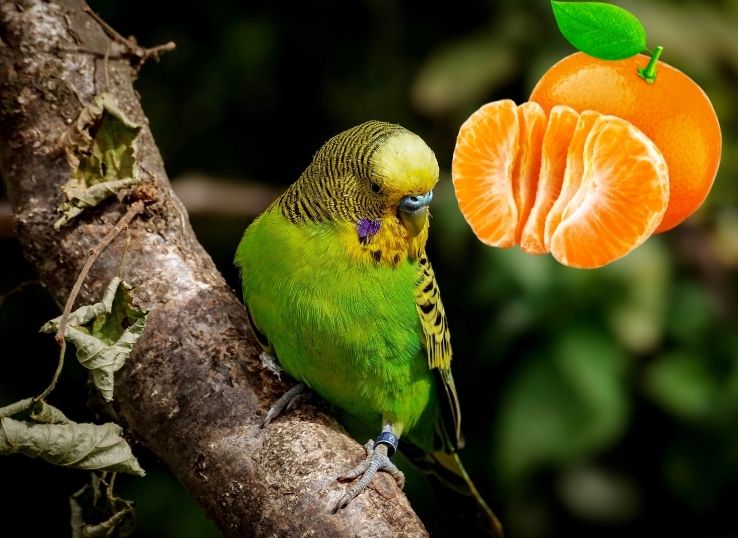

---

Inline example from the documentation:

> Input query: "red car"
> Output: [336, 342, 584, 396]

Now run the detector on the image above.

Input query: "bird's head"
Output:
[368, 127, 439, 237]
[294, 121, 439, 239]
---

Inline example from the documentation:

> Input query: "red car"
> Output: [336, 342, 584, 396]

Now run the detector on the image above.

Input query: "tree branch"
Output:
[0, 1, 427, 535]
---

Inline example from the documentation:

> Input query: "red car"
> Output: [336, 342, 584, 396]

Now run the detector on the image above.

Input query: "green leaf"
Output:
[55, 93, 142, 229]
[71, 474, 137, 538]
[0, 399, 144, 476]
[495, 329, 629, 484]
[551, 1, 647, 60]
[644, 352, 715, 421]
[41, 278, 148, 402]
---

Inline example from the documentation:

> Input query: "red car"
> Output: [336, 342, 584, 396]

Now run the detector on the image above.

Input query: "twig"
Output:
[36, 339, 67, 403]
[83, 6, 175, 67]
[141, 41, 176, 62]
[83, 6, 133, 50]
[35, 201, 144, 402]
[55, 200, 144, 345]
[118, 228, 131, 279]
[106, 472, 118, 503]
[103, 43, 110, 90]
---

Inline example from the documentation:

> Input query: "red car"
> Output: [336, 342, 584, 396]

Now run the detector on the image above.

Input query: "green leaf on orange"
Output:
[551, 1, 646, 60]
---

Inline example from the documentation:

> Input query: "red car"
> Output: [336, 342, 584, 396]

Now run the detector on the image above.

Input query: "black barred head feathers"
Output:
[278, 121, 439, 225]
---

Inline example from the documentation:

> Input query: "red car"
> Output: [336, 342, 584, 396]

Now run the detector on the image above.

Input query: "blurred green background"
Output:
[2, 0, 737, 536]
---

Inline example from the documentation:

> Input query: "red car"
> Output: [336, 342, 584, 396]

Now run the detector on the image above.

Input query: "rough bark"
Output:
[0, 1, 427, 536]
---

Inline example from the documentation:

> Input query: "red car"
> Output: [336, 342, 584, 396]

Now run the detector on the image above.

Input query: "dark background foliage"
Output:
[2, 0, 737, 536]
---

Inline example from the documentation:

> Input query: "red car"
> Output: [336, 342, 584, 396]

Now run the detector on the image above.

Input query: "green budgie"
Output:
[235, 121, 502, 535]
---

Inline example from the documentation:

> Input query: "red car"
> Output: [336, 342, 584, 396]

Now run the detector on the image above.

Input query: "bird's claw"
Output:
[261, 383, 307, 427]
[259, 352, 283, 380]
[332, 440, 405, 513]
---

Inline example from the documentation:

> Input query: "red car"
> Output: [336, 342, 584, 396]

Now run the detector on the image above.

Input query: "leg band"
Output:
[374, 431, 399, 458]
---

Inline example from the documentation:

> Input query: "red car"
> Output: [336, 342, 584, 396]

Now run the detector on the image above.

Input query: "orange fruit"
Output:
[530, 52, 722, 232]
[452, 100, 669, 268]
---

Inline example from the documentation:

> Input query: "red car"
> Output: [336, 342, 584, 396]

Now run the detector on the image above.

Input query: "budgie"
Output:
[235, 121, 502, 535]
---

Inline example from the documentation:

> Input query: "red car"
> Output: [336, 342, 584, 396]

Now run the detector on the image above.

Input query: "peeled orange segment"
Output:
[520, 105, 579, 254]
[549, 115, 669, 268]
[543, 110, 600, 251]
[452, 99, 519, 248]
[511, 102, 547, 243]
[452, 99, 670, 269]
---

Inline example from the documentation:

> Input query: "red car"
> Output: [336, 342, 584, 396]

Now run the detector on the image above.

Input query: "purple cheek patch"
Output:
[357, 218, 381, 244]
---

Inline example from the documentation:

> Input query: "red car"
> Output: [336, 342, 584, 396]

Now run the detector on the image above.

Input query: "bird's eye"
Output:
[370, 181, 382, 194]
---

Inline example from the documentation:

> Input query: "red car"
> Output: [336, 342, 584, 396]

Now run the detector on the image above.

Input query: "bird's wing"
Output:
[245, 303, 273, 354]
[414, 253, 462, 448]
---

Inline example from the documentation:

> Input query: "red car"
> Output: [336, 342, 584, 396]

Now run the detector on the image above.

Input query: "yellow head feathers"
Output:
[370, 130, 439, 207]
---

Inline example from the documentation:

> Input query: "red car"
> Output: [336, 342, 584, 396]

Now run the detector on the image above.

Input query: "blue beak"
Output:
[398, 191, 433, 238]
[398, 191, 433, 214]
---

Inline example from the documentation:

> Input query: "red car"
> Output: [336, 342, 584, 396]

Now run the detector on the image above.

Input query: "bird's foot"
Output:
[261, 382, 307, 427]
[333, 435, 405, 512]
[259, 351, 283, 380]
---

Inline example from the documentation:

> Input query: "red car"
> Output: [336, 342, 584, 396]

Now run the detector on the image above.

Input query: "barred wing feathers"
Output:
[414, 253, 462, 448]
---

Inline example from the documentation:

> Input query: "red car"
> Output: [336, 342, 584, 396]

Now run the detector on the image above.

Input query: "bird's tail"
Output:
[402, 443, 504, 537]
